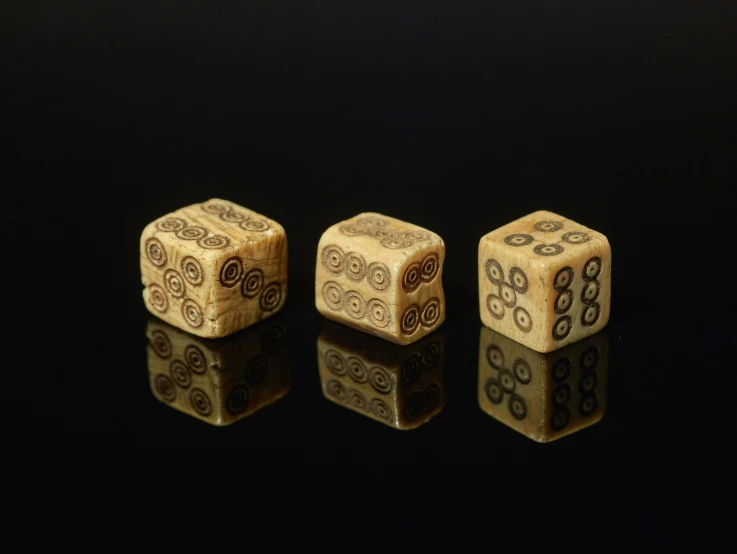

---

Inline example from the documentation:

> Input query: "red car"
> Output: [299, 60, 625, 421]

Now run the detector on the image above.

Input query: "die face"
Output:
[147, 316, 291, 426]
[478, 210, 610, 352]
[141, 198, 287, 338]
[545, 243, 611, 351]
[478, 326, 608, 443]
[395, 245, 446, 344]
[315, 212, 444, 345]
[209, 230, 288, 336]
[317, 322, 446, 430]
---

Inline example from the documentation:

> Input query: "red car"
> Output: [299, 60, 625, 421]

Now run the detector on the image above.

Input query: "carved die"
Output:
[141, 199, 287, 338]
[315, 212, 445, 345]
[478, 210, 611, 352]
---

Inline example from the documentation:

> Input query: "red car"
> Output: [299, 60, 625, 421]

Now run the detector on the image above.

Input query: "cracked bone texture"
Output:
[140, 198, 287, 338]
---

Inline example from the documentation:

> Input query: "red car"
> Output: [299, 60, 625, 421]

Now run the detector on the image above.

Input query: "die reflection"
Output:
[146, 316, 290, 426]
[317, 322, 446, 430]
[478, 326, 608, 442]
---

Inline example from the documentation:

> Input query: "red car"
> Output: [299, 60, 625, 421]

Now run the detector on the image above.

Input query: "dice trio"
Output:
[141, 202, 609, 351]
[141, 202, 611, 433]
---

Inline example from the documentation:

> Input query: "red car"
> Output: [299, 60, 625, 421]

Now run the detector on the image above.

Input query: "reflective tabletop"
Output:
[9, 2, 734, 523]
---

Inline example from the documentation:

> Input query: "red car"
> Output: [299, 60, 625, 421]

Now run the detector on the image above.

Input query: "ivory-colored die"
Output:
[315, 212, 445, 345]
[317, 322, 446, 430]
[478, 326, 608, 443]
[146, 316, 290, 426]
[478, 210, 611, 352]
[140, 198, 287, 338]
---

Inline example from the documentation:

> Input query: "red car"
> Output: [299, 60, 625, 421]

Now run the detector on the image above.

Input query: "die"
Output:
[478, 210, 611, 352]
[478, 326, 608, 443]
[317, 321, 445, 430]
[315, 212, 445, 345]
[140, 198, 287, 338]
[146, 316, 290, 426]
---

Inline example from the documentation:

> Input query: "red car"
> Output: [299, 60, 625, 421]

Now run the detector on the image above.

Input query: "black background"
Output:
[5, 2, 736, 525]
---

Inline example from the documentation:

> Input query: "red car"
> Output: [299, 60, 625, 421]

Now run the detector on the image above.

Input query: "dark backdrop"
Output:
[4, 2, 735, 525]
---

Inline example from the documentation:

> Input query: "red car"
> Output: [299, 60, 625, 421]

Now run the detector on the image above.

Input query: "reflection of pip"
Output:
[146, 316, 290, 426]
[478, 326, 608, 442]
[317, 322, 446, 430]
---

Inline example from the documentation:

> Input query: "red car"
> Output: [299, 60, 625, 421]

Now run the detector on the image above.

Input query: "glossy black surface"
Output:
[7, 3, 735, 518]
